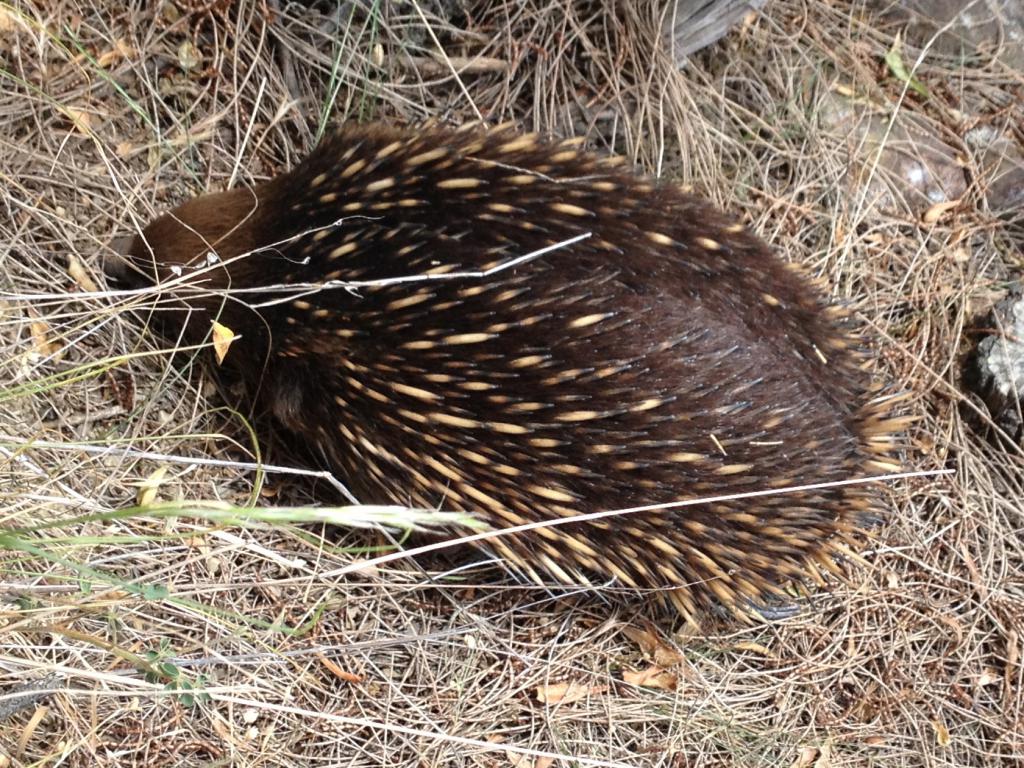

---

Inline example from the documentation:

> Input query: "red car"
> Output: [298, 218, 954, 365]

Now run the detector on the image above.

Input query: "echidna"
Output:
[110, 122, 902, 620]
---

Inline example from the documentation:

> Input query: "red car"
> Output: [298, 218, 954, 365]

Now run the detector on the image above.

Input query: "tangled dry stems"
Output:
[1, 0, 1021, 765]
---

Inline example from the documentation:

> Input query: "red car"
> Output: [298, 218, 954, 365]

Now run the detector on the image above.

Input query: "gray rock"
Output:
[970, 286, 1024, 442]
[965, 124, 1024, 215]
[815, 89, 967, 216]
[875, 0, 1024, 70]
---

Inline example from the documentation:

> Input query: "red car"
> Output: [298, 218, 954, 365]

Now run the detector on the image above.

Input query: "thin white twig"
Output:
[321, 468, 955, 578]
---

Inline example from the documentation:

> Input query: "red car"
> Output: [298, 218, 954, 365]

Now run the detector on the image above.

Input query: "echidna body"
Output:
[117, 122, 899, 619]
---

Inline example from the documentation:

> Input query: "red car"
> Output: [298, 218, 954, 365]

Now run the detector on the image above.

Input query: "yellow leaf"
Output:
[67, 253, 99, 292]
[135, 466, 168, 507]
[211, 321, 237, 364]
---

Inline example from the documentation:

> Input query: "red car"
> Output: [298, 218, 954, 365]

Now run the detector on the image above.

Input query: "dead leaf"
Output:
[17, 704, 48, 759]
[921, 199, 959, 224]
[29, 319, 62, 359]
[621, 624, 657, 653]
[515, 755, 552, 768]
[96, 38, 134, 68]
[977, 668, 999, 687]
[67, 253, 99, 292]
[621, 622, 683, 667]
[178, 40, 201, 71]
[506, 751, 553, 768]
[211, 321, 237, 364]
[731, 641, 775, 658]
[63, 107, 93, 136]
[0, 7, 18, 32]
[316, 652, 363, 684]
[951, 246, 970, 264]
[789, 746, 818, 768]
[622, 664, 677, 691]
[535, 681, 606, 705]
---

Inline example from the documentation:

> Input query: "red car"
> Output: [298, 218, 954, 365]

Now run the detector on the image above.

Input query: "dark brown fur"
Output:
[115, 122, 900, 620]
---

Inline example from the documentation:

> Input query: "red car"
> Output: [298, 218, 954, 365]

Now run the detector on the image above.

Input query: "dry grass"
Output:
[1, 0, 1022, 765]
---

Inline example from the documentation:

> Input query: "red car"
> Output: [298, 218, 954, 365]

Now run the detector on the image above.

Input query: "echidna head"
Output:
[106, 186, 271, 349]
[108, 187, 267, 286]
